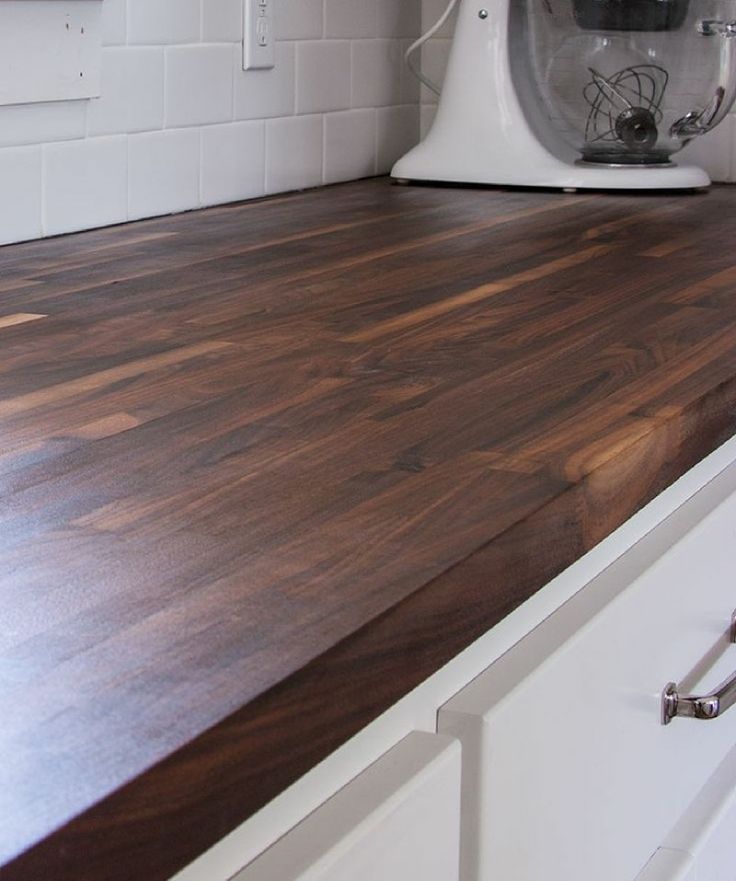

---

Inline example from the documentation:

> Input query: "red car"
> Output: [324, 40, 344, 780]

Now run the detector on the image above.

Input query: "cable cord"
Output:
[405, 0, 459, 96]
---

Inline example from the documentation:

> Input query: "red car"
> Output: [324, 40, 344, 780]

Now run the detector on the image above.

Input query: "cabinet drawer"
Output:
[232, 731, 461, 881]
[440, 464, 736, 881]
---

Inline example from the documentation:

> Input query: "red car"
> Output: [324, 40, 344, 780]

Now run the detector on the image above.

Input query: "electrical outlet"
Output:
[243, 0, 275, 71]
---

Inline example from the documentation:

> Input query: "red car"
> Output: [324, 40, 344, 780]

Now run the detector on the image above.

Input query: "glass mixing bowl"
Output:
[517, 0, 736, 165]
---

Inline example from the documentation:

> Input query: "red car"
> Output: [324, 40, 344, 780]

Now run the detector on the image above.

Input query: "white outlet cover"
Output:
[243, 0, 275, 71]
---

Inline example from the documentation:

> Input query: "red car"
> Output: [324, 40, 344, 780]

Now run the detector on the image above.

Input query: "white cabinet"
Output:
[232, 732, 462, 881]
[439, 462, 736, 881]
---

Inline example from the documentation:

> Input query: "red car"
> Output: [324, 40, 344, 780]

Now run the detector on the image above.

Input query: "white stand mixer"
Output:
[392, 0, 732, 191]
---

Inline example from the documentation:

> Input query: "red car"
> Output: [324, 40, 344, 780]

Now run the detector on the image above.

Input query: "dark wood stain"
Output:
[1, 179, 736, 881]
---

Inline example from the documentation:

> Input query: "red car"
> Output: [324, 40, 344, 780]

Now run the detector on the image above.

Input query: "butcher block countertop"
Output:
[3, 178, 736, 881]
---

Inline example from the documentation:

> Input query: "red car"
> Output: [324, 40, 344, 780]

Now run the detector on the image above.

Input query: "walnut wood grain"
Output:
[2, 179, 736, 881]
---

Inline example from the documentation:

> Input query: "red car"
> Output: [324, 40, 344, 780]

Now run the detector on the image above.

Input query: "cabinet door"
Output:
[439, 465, 736, 881]
[233, 731, 461, 881]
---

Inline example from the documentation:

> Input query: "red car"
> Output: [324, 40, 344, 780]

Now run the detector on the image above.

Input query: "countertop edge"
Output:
[5, 371, 736, 881]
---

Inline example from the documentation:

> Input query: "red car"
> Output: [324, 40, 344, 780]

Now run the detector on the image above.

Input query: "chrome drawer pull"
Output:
[661, 611, 736, 725]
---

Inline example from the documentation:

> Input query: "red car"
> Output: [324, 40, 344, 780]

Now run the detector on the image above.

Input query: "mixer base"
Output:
[392, 142, 711, 191]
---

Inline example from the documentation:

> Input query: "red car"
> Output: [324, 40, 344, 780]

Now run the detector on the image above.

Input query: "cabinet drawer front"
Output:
[233, 732, 461, 881]
[440, 466, 736, 881]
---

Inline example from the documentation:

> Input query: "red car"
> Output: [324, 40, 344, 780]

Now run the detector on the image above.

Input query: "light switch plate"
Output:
[0, 1, 102, 106]
[243, 0, 275, 70]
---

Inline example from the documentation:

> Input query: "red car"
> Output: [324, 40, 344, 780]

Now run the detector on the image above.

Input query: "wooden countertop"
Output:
[2, 179, 736, 881]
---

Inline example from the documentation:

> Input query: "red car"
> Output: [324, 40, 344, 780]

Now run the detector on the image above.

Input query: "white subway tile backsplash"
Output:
[324, 109, 376, 184]
[266, 114, 323, 194]
[88, 47, 165, 137]
[352, 40, 403, 108]
[275, 0, 324, 41]
[296, 41, 351, 114]
[43, 136, 128, 235]
[377, 0, 422, 38]
[421, 0, 457, 38]
[376, 104, 420, 173]
[399, 39, 421, 105]
[127, 0, 201, 45]
[418, 0, 458, 141]
[128, 129, 200, 220]
[234, 42, 295, 121]
[201, 121, 266, 206]
[0, 101, 87, 148]
[0, 1, 423, 244]
[101, 0, 126, 46]
[0, 146, 42, 245]
[203, 0, 243, 43]
[166, 45, 234, 128]
[325, 0, 376, 39]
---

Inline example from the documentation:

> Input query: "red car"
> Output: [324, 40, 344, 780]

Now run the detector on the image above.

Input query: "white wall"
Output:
[0, 0, 421, 245]
[419, 0, 736, 182]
